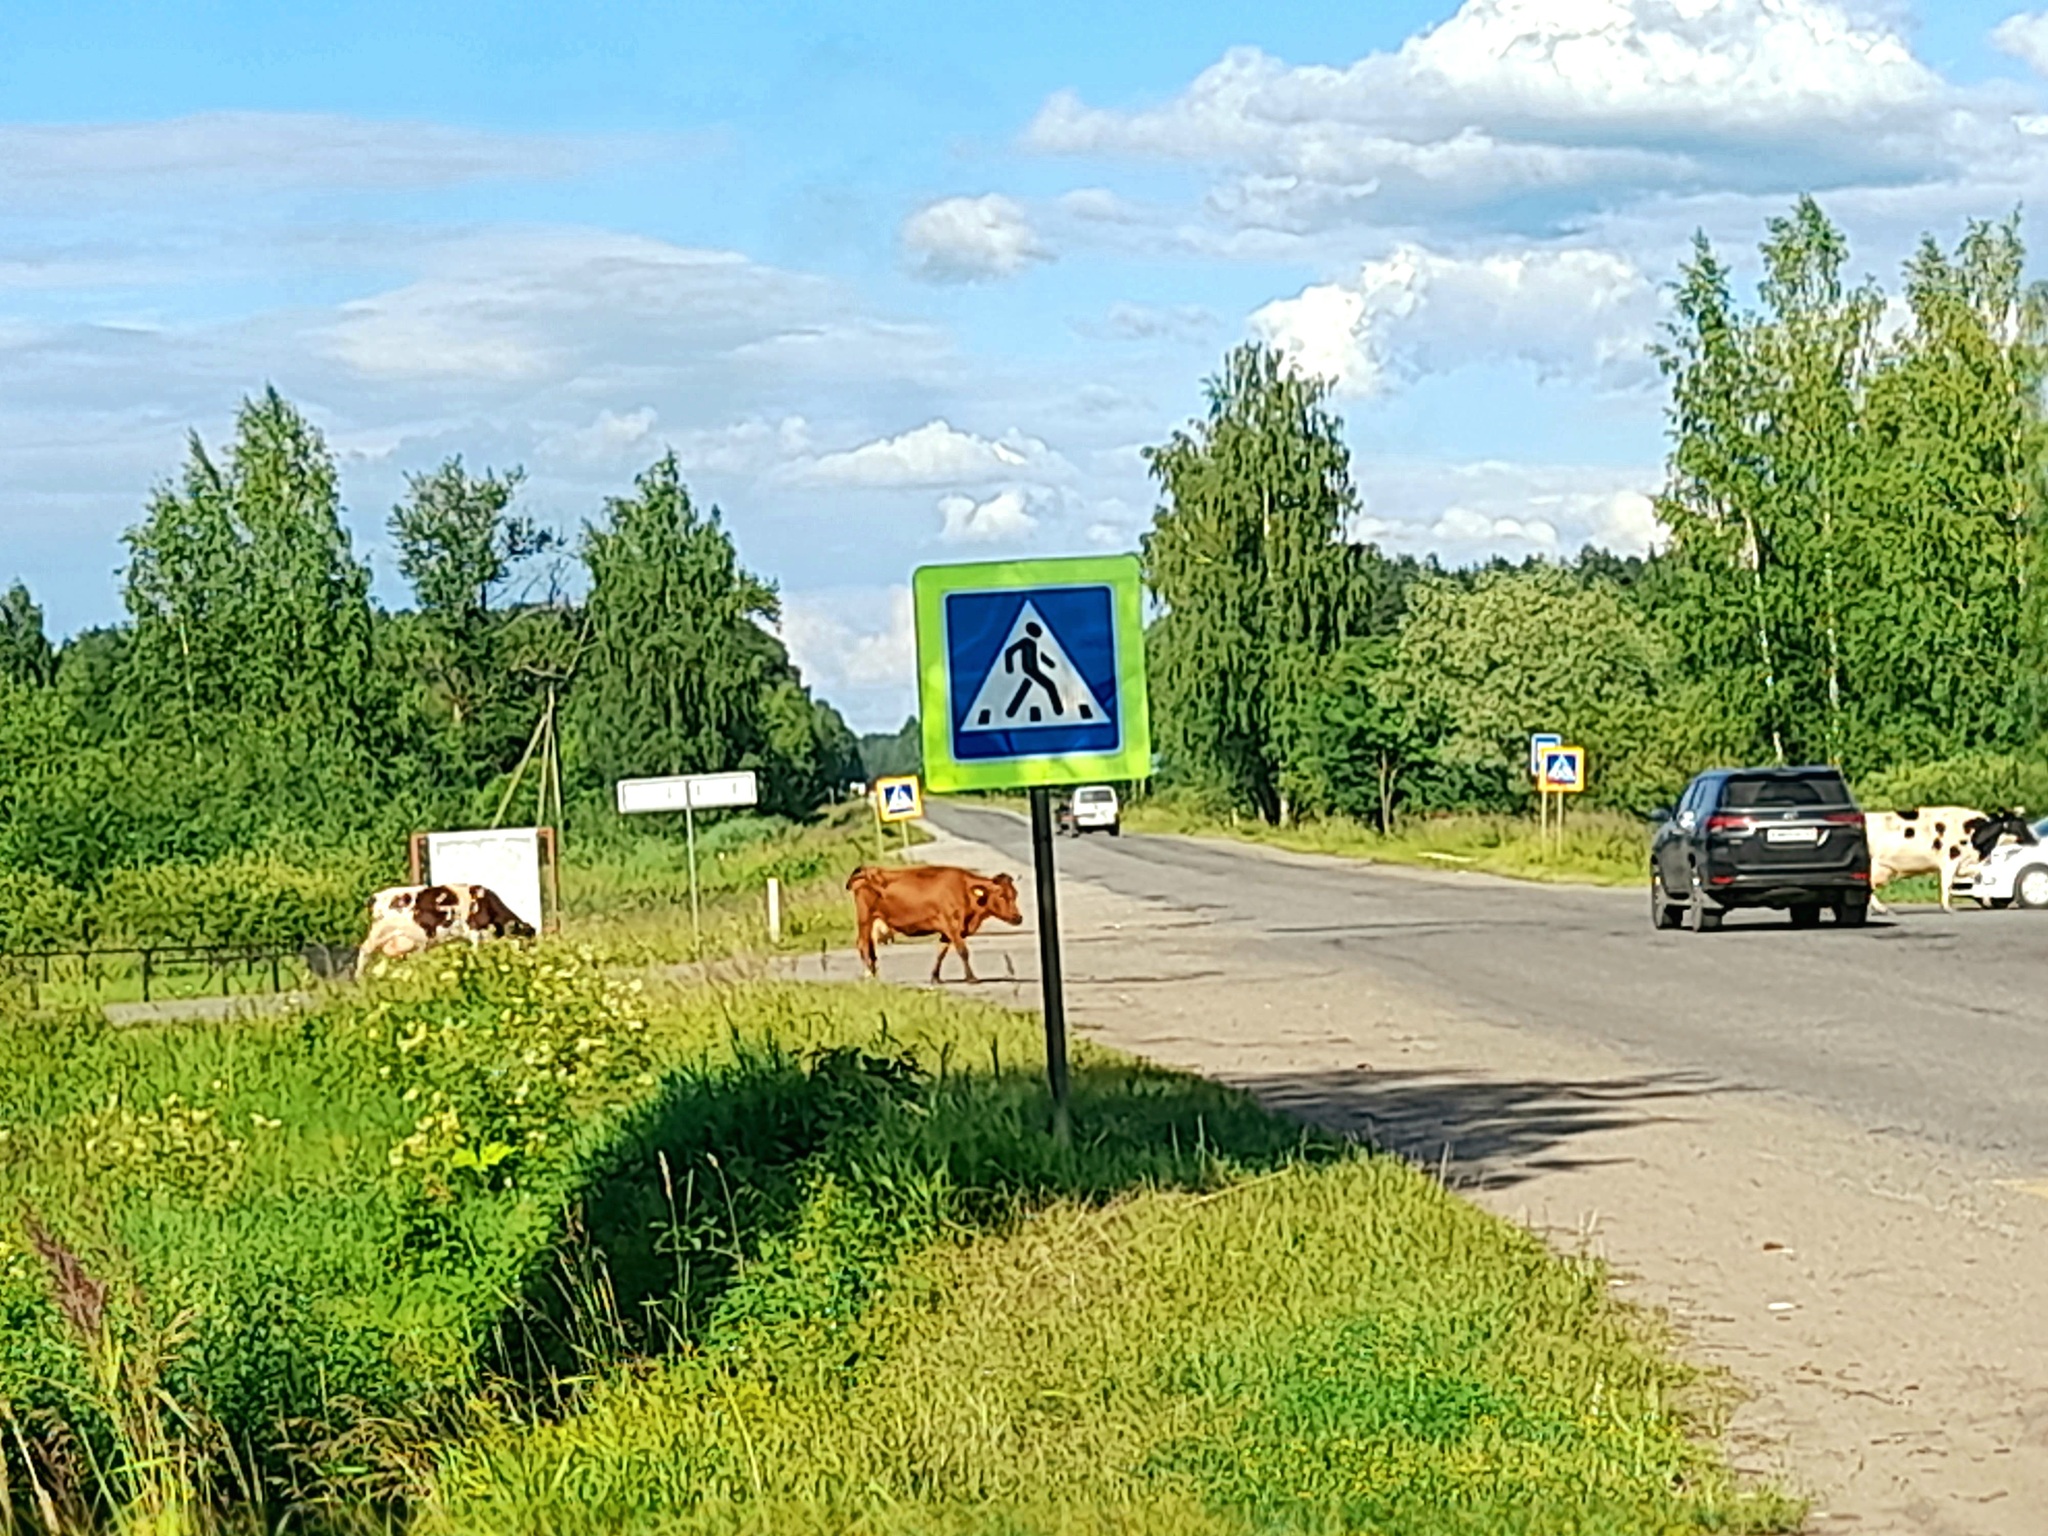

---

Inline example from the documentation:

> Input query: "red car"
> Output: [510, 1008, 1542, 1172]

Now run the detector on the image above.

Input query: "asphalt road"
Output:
[928, 800, 2048, 1168]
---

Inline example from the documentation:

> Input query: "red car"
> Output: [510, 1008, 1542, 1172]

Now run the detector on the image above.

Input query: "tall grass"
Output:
[426, 1151, 1793, 1535]
[1, 936, 1792, 1533]
[1121, 801, 1650, 886]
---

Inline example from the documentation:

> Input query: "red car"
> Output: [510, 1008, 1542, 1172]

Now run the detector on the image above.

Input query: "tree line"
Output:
[0, 391, 859, 934]
[1127, 199, 2048, 826]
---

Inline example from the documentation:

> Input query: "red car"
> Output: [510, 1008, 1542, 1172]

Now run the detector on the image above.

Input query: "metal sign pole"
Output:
[685, 799, 702, 956]
[1028, 785, 1072, 1145]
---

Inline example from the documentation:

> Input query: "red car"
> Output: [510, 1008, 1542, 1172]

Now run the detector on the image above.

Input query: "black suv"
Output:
[1650, 766, 1871, 932]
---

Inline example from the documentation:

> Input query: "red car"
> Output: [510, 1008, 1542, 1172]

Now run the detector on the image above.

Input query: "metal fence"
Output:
[0, 942, 356, 1010]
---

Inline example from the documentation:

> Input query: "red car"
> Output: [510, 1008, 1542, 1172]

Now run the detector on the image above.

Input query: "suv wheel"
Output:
[1650, 870, 1682, 930]
[1834, 897, 1870, 927]
[1789, 904, 1822, 929]
[2015, 864, 2048, 910]
[1683, 870, 1722, 933]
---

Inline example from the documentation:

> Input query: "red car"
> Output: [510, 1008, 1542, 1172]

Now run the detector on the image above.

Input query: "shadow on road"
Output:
[1220, 1065, 1730, 1191]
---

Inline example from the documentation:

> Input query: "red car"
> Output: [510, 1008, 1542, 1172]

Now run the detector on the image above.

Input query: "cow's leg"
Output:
[855, 906, 879, 976]
[951, 931, 979, 985]
[931, 936, 950, 983]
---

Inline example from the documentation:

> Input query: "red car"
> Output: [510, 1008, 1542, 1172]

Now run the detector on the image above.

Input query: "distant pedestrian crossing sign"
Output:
[1540, 746, 1587, 793]
[914, 554, 1151, 792]
[874, 774, 922, 823]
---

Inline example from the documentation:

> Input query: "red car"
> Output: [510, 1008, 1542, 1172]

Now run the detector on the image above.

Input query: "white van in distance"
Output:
[1059, 785, 1121, 837]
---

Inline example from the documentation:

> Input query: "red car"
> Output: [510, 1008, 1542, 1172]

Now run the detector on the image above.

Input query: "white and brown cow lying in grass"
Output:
[357, 883, 535, 973]
[1865, 806, 2035, 913]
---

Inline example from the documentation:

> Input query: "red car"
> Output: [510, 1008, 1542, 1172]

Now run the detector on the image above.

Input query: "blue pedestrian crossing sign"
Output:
[874, 774, 923, 823]
[1539, 746, 1587, 794]
[914, 555, 1151, 792]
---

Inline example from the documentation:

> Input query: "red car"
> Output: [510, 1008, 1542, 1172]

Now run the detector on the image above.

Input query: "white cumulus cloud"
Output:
[778, 586, 919, 730]
[1353, 459, 1665, 561]
[1026, 0, 2005, 233]
[938, 487, 1040, 543]
[900, 194, 1053, 283]
[1996, 11, 2048, 76]
[1251, 242, 1660, 394]
[801, 419, 1064, 488]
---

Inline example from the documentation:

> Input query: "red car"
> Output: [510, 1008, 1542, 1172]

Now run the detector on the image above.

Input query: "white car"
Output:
[1950, 816, 2048, 909]
[1058, 785, 1121, 836]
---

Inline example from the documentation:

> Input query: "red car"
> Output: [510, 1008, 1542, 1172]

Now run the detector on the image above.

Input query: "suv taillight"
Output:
[1706, 814, 1751, 832]
[1821, 811, 1864, 828]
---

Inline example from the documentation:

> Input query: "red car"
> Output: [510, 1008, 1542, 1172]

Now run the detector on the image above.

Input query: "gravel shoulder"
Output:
[802, 806, 2048, 1534]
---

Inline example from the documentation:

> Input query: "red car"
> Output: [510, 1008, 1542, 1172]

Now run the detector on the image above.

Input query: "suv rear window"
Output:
[1720, 772, 1851, 810]
[1076, 788, 1113, 803]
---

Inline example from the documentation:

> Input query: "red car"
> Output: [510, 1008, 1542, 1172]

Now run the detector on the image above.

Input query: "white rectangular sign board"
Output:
[616, 770, 760, 815]
[426, 827, 545, 932]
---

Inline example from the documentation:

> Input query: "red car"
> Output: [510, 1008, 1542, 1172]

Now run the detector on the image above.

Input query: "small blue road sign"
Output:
[1540, 745, 1587, 793]
[1528, 732, 1562, 777]
[875, 774, 923, 822]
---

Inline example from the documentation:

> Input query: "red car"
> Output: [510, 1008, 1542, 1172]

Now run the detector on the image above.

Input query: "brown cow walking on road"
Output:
[846, 864, 1022, 983]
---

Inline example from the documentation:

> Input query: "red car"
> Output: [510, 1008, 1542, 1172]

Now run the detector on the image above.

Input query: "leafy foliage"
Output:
[0, 411, 857, 948]
[1143, 344, 1403, 823]
[0, 581, 54, 687]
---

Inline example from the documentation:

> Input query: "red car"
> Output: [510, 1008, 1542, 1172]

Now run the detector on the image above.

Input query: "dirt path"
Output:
[799, 817, 2048, 1533]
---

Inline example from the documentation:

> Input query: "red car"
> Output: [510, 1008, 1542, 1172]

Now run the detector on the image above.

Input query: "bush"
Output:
[93, 849, 390, 947]
[1856, 751, 2048, 814]
[0, 867, 82, 950]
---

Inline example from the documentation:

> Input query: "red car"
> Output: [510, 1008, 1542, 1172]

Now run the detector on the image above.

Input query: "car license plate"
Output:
[1766, 826, 1819, 844]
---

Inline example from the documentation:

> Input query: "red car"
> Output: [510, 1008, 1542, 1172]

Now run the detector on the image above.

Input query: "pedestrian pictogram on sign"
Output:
[875, 775, 922, 823]
[1540, 746, 1587, 793]
[960, 601, 1111, 731]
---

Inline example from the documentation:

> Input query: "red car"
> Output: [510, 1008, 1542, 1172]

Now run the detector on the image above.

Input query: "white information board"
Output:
[426, 827, 545, 931]
[616, 771, 760, 814]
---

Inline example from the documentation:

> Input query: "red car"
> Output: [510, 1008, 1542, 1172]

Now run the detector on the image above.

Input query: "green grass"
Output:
[1051, 799, 1652, 887]
[425, 1149, 1794, 1536]
[561, 803, 926, 964]
[0, 937, 1794, 1535]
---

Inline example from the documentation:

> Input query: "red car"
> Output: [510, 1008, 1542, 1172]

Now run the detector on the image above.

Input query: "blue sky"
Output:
[6, 0, 2048, 728]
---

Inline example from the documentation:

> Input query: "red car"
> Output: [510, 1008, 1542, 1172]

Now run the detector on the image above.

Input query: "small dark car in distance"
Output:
[1650, 766, 1872, 932]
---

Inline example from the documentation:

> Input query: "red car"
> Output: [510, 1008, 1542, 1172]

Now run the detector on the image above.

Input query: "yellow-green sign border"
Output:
[914, 554, 1151, 793]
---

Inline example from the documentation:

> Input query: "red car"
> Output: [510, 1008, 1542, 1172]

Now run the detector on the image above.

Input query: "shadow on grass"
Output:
[492, 1040, 1320, 1396]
